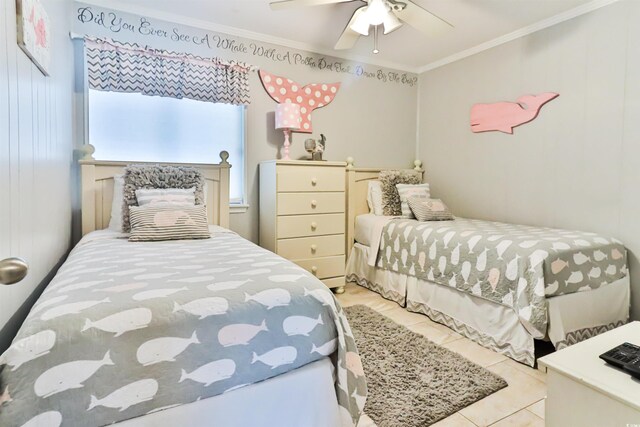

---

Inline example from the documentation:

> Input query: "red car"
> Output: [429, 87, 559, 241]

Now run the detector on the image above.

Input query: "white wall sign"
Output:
[75, 5, 418, 87]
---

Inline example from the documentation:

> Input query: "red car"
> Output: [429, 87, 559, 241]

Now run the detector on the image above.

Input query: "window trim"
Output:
[230, 204, 249, 214]
[229, 105, 249, 211]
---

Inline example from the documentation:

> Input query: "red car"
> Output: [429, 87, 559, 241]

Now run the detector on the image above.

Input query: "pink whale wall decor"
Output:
[259, 69, 341, 133]
[470, 92, 559, 134]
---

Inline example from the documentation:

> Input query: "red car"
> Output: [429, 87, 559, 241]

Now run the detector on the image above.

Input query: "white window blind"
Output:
[88, 89, 245, 204]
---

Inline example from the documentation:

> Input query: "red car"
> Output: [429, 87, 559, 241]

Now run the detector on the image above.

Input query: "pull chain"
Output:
[373, 25, 379, 54]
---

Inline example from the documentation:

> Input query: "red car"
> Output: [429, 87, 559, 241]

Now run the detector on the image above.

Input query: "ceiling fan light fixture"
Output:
[382, 10, 402, 34]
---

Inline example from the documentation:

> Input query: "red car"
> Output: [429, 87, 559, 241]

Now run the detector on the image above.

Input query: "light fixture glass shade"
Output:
[367, 0, 388, 25]
[350, 9, 370, 36]
[382, 12, 402, 34]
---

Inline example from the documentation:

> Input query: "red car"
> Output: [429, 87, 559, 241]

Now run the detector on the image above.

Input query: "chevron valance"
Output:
[85, 37, 254, 105]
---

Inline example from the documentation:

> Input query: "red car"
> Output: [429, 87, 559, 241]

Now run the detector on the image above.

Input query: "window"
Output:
[88, 90, 246, 205]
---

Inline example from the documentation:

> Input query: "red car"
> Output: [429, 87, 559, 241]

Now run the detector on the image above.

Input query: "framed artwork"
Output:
[16, 0, 51, 76]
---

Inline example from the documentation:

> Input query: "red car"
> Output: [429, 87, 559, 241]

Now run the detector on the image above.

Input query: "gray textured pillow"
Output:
[379, 170, 422, 216]
[129, 205, 210, 242]
[122, 165, 205, 232]
[408, 196, 454, 221]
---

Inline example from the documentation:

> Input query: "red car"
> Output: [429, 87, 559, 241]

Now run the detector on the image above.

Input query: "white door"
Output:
[0, 0, 49, 345]
[0, 0, 73, 350]
[0, 0, 11, 281]
[0, 0, 24, 335]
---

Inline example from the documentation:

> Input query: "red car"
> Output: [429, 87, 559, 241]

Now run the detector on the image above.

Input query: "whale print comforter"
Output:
[376, 218, 627, 339]
[0, 229, 366, 427]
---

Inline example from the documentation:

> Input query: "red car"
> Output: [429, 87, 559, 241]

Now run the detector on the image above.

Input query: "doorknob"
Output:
[0, 258, 28, 285]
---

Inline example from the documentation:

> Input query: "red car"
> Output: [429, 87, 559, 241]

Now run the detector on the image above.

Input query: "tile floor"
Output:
[335, 283, 547, 427]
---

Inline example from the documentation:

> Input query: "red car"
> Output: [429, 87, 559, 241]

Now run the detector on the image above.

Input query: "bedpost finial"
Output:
[414, 159, 423, 171]
[78, 143, 95, 161]
[346, 157, 354, 170]
[219, 150, 230, 165]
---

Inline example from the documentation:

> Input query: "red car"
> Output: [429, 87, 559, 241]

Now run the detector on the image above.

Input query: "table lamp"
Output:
[275, 103, 301, 161]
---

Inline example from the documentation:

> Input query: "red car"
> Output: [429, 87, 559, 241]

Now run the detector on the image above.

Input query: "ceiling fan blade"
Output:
[334, 7, 366, 50]
[270, 0, 354, 10]
[394, 1, 453, 37]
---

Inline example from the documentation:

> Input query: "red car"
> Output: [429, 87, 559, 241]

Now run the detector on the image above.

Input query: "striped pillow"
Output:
[135, 187, 196, 206]
[396, 184, 431, 218]
[407, 196, 454, 221]
[129, 205, 210, 242]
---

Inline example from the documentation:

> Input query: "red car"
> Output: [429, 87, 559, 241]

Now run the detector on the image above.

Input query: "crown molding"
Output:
[417, 0, 621, 74]
[76, 0, 621, 78]
[76, 0, 420, 74]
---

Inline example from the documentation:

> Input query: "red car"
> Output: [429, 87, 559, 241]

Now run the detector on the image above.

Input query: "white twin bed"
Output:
[344, 163, 631, 366]
[0, 153, 365, 427]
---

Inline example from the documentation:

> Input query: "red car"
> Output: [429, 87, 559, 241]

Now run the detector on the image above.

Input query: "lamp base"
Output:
[282, 129, 292, 160]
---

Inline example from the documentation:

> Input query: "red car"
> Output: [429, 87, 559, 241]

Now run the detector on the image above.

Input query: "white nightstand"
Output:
[259, 160, 346, 293]
[539, 321, 640, 427]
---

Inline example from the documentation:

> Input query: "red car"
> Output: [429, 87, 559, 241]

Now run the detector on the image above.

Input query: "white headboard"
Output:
[345, 157, 424, 256]
[79, 147, 231, 236]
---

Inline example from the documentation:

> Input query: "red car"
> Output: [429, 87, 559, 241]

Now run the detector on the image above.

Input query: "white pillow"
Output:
[367, 181, 384, 216]
[108, 175, 125, 232]
[396, 183, 431, 218]
[135, 187, 196, 206]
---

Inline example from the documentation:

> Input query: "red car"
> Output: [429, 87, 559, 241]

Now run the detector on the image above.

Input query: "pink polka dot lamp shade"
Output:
[275, 103, 302, 131]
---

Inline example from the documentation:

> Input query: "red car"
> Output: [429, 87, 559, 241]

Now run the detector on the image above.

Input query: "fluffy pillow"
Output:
[396, 183, 431, 218]
[367, 181, 384, 216]
[129, 205, 210, 242]
[408, 196, 454, 221]
[379, 170, 422, 216]
[135, 187, 196, 206]
[122, 165, 205, 232]
[108, 175, 125, 232]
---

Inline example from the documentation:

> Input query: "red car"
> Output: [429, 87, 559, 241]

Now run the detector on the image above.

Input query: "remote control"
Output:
[599, 342, 640, 369]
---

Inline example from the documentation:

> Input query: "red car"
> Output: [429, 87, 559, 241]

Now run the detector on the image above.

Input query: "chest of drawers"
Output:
[259, 160, 346, 293]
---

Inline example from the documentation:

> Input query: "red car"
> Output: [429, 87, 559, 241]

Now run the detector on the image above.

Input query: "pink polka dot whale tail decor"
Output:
[259, 69, 341, 134]
[275, 103, 301, 160]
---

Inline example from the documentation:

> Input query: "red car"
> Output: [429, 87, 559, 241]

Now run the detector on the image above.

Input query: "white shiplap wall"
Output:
[0, 0, 74, 351]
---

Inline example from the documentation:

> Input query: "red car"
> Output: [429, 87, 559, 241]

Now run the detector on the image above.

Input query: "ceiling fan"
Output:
[269, 0, 453, 54]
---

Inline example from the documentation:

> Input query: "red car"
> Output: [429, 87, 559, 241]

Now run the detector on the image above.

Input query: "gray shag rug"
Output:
[345, 305, 507, 427]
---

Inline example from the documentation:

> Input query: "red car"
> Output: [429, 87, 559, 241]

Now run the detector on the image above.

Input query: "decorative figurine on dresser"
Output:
[259, 160, 347, 293]
[304, 134, 326, 161]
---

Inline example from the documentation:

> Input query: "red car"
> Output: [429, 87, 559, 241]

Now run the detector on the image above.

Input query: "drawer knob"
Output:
[311, 200, 317, 208]
[311, 266, 318, 275]
[311, 178, 317, 186]
[311, 222, 318, 230]
[310, 244, 318, 253]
